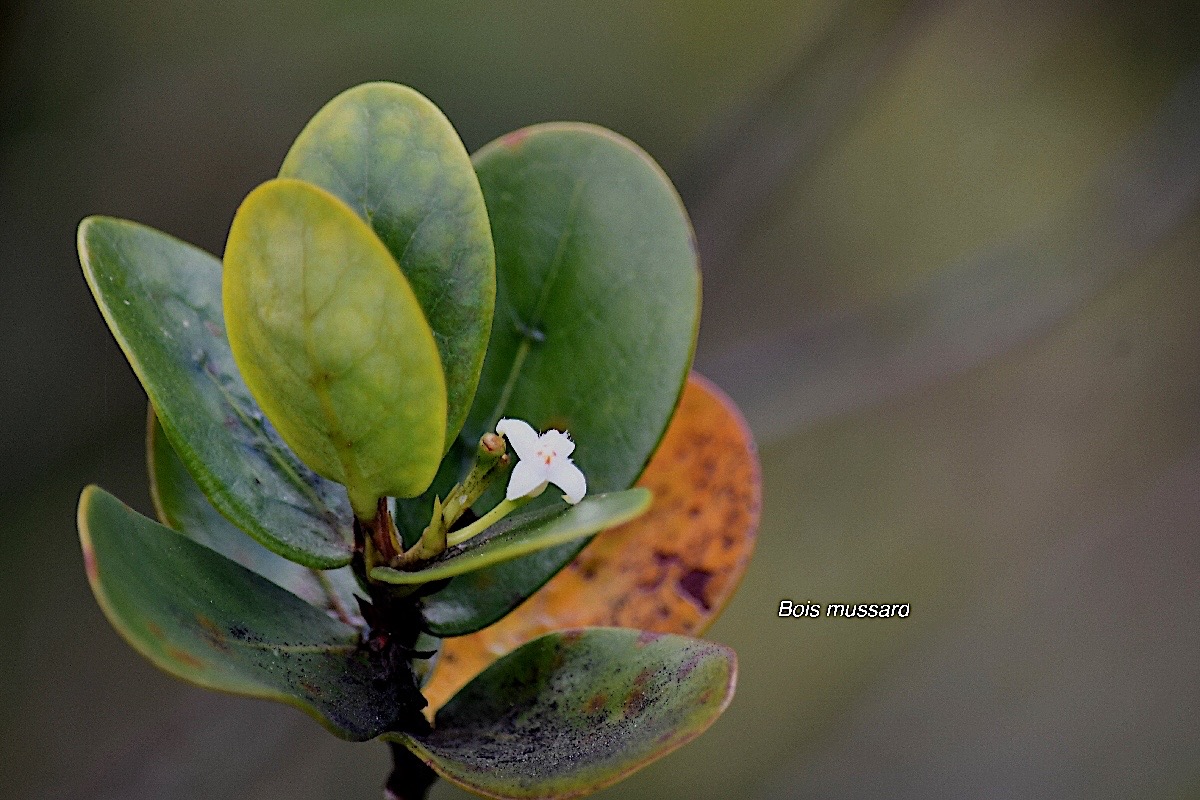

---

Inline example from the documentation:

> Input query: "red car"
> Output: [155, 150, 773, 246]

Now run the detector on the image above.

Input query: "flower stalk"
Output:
[446, 496, 531, 547]
[441, 432, 509, 529]
[381, 419, 587, 570]
[387, 433, 511, 570]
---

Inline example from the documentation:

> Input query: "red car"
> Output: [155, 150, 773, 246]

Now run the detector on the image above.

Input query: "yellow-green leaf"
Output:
[223, 178, 447, 517]
[280, 82, 495, 452]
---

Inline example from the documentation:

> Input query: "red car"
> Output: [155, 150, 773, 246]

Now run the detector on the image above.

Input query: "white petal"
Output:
[540, 428, 575, 458]
[496, 418, 540, 460]
[506, 459, 549, 500]
[548, 458, 587, 504]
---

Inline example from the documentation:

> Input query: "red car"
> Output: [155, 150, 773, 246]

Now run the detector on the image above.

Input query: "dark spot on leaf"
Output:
[229, 623, 258, 642]
[585, 693, 607, 714]
[678, 569, 713, 611]
[146, 622, 164, 639]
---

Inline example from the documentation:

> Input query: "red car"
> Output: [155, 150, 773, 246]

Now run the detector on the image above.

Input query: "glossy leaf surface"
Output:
[280, 82, 494, 450]
[223, 179, 447, 516]
[371, 488, 650, 586]
[420, 124, 700, 635]
[78, 486, 415, 741]
[423, 374, 759, 708]
[391, 629, 736, 800]
[78, 217, 353, 567]
[147, 407, 361, 618]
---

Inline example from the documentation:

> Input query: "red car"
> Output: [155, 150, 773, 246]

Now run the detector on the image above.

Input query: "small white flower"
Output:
[495, 418, 587, 505]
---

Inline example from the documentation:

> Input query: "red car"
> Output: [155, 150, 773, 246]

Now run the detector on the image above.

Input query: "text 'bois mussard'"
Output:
[779, 601, 910, 618]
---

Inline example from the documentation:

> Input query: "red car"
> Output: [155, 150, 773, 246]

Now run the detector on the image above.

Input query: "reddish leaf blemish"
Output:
[678, 651, 703, 679]
[195, 614, 231, 653]
[585, 692, 608, 714]
[501, 128, 530, 149]
[624, 686, 648, 717]
[166, 646, 204, 669]
[82, 545, 98, 581]
[636, 631, 663, 647]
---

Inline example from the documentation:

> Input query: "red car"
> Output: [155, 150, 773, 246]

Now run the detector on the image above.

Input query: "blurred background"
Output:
[3, 0, 1199, 797]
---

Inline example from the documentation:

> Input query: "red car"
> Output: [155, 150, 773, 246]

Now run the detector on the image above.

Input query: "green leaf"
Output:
[223, 178, 447, 517]
[146, 405, 362, 617]
[78, 216, 353, 568]
[78, 486, 422, 741]
[389, 629, 736, 799]
[280, 82, 495, 452]
[422, 124, 700, 635]
[371, 489, 650, 586]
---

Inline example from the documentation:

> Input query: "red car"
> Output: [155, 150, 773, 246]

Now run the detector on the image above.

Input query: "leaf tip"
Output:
[76, 214, 95, 241]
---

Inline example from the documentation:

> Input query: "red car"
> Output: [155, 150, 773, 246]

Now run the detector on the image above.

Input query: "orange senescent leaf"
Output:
[423, 372, 761, 712]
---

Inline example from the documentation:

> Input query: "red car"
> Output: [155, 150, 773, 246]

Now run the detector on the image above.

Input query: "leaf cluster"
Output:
[78, 83, 741, 799]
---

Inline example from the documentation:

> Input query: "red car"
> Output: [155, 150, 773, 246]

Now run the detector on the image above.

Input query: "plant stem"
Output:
[389, 497, 447, 570]
[385, 742, 437, 800]
[370, 496, 403, 563]
[445, 496, 529, 547]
